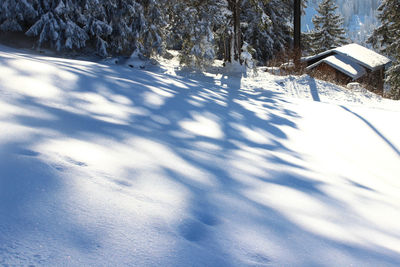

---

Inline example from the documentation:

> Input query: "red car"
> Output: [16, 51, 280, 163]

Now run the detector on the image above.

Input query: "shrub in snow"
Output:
[241, 42, 255, 68]
[241, 41, 258, 76]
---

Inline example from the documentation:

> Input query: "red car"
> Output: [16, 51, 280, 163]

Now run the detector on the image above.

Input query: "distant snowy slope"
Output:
[303, 0, 380, 44]
[1, 45, 400, 266]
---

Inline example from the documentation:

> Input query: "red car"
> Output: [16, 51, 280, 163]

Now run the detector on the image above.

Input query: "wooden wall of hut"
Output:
[359, 68, 385, 95]
[309, 63, 352, 86]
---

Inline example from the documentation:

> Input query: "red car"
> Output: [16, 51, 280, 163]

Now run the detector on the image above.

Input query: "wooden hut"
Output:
[302, 44, 391, 95]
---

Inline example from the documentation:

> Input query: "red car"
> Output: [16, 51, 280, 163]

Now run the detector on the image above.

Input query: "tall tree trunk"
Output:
[294, 0, 301, 64]
[227, 0, 242, 63]
[234, 0, 242, 62]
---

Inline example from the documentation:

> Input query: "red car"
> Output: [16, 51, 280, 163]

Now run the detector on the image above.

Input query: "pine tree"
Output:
[107, 0, 142, 56]
[168, 0, 301, 67]
[170, 0, 230, 68]
[368, 0, 400, 100]
[310, 0, 348, 54]
[25, 0, 88, 52]
[0, 0, 38, 32]
[241, 0, 293, 64]
[80, 0, 113, 57]
[138, 0, 169, 58]
[0, 0, 310, 66]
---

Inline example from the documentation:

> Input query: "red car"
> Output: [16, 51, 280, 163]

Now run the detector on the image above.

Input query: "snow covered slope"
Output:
[1, 45, 400, 266]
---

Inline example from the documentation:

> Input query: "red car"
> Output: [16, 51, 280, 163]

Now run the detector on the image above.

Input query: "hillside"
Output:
[1, 45, 400, 266]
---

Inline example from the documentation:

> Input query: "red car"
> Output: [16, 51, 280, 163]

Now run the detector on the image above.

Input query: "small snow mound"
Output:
[100, 50, 153, 69]
[124, 50, 147, 69]
[280, 60, 295, 70]
[223, 60, 257, 77]
[101, 57, 120, 65]
[347, 82, 361, 90]
[224, 60, 246, 75]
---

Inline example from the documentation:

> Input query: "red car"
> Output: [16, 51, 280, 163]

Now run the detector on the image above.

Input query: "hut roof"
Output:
[302, 43, 391, 71]
[306, 54, 367, 80]
[335, 44, 391, 71]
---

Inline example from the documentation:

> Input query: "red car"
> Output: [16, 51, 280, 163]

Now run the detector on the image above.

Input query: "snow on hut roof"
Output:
[334, 44, 391, 71]
[302, 44, 391, 71]
[306, 54, 367, 80]
[302, 49, 335, 63]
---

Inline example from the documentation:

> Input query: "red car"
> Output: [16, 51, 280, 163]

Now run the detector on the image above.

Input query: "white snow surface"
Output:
[307, 54, 367, 80]
[1, 45, 400, 266]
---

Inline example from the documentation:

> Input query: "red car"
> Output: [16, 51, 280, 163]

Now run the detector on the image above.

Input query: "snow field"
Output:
[1, 45, 400, 266]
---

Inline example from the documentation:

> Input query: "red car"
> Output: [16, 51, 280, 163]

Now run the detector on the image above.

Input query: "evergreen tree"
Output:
[0, 0, 307, 66]
[170, 0, 230, 68]
[80, 0, 113, 57]
[241, 0, 293, 64]
[368, 0, 400, 100]
[138, 0, 169, 57]
[310, 0, 348, 54]
[105, 0, 143, 56]
[0, 0, 38, 32]
[26, 0, 88, 52]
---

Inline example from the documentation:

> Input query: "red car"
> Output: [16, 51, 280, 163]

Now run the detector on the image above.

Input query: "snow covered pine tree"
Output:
[368, 0, 400, 100]
[170, 0, 230, 68]
[309, 0, 348, 54]
[25, 1, 89, 52]
[0, 0, 307, 68]
[0, 0, 168, 58]
[0, 0, 38, 32]
[241, 0, 294, 64]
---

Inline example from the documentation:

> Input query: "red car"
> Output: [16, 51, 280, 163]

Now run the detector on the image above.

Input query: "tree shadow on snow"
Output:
[1, 49, 400, 266]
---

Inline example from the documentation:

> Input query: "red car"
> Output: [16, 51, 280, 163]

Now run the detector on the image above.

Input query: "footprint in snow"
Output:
[64, 156, 87, 167]
[195, 211, 219, 226]
[246, 253, 272, 266]
[178, 218, 207, 242]
[52, 164, 66, 172]
[15, 148, 40, 157]
[113, 179, 132, 187]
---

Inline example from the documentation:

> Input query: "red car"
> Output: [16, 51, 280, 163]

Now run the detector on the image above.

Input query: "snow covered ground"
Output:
[1, 45, 400, 266]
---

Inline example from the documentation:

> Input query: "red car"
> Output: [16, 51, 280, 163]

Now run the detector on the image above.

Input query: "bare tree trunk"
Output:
[234, 0, 242, 62]
[294, 0, 301, 65]
[227, 0, 242, 63]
